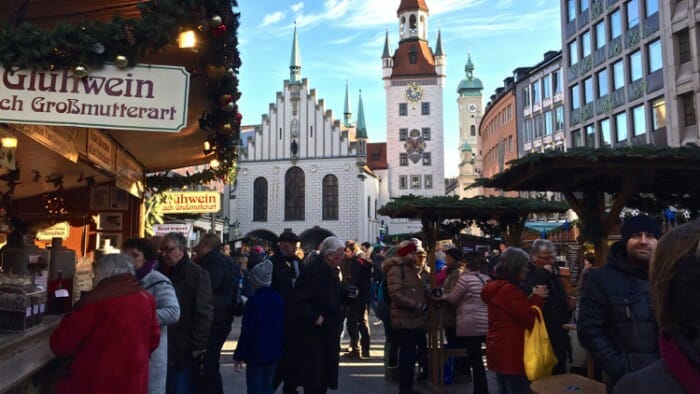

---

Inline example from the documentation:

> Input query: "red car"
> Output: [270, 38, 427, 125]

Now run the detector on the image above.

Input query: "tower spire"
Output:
[343, 80, 352, 128]
[290, 23, 302, 83]
[382, 29, 392, 59]
[434, 29, 445, 57]
[356, 89, 368, 139]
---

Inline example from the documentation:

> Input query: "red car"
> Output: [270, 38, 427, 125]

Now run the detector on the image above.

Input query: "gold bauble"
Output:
[205, 64, 226, 80]
[115, 55, 129, 69]
[210, 15, 223, 27]
[73, 65, 89, 78]
[222, 123, 233, 134]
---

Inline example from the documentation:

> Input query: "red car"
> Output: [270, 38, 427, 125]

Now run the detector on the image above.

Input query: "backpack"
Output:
[370, 264, 404, 322]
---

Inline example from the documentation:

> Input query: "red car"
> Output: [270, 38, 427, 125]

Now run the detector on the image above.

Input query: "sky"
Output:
[235, 0, 562, 177]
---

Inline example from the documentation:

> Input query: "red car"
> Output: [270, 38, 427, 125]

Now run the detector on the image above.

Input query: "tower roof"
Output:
[391, 40, 436, 77]
[343, 80, 352, 127]
[460, 142, 473, 152]
[457, 52, 483, 94]
[434, 29, 445, 57]
[382, 29, 392, 58]
[289, 24, 302, 82]
[397, 0, 429, 15]
[356, 90, 368, 139]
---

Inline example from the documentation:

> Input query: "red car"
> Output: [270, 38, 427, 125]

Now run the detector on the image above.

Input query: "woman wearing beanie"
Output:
[234, 260, 285, 394]
[123, 238, 181, 394]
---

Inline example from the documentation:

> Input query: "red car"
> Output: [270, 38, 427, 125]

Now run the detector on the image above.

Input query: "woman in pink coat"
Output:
[443, 254, 491, 394]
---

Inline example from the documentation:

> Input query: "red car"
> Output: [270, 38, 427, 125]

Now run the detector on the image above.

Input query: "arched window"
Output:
[409, 15, 417, 33]
[400, 17, 406, 36]
[285, 167, 305, 221]
[470, 125, 476, 136]
[253, 177, 268, 221]
[322, 174, 338, 220]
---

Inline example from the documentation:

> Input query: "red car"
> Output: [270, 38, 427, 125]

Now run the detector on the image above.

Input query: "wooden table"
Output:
[531, 373, 606, 394]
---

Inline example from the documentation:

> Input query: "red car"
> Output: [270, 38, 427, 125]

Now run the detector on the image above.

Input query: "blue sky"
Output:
[236, 0, 562, 177]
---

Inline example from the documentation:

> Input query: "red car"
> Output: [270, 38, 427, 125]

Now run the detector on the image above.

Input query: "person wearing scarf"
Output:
[50, 254, 161, 394]
[124, 238, 181, 394]
[614, 220, 700, 393]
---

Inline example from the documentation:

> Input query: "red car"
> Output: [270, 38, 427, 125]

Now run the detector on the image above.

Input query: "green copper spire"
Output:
[458, 52, 483, 96]
[434, 29, 445, 57]
[355, 90, 368, 139]
[290, 24, 302, 82]
[382, 29, 392, 59]
[465, 53, 474, 76]
[343, 80, 352, 128]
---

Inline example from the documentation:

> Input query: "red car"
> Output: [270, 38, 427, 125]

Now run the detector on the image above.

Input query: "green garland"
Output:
[0, 0, 242, 191]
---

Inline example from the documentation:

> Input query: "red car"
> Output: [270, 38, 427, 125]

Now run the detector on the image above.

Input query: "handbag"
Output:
[523, 305, 558, 381]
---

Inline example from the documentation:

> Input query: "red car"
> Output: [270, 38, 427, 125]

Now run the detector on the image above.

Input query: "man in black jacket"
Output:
[578, 215, 661, 392]
[194, 233, 235, 394]
[522, 239, 571, 375]
[341, 240, 372, 359]
[159, 232, 213, 394]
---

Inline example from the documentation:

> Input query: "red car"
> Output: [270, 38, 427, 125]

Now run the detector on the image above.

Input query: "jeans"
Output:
[201, 322, 231, 394]
[396, 328, 420, 393]
[246, 364, 277, 394]
[464, 336, 489, 394]
[495, 373, 530, 394]
[166, 364, 193, 394]
[345, 301, 370, 354]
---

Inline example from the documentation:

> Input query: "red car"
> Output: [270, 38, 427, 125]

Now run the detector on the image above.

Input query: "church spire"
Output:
[289, 24, 302, 83]
[434, 29, 445, 57]
[465, 52, 474, 78]
[356, 90, 368, 139]
[343, 80, 352, 128]
[382, 29, 392, 59]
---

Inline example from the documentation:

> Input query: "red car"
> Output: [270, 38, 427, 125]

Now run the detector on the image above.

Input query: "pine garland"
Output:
[0, 0, 242, 191]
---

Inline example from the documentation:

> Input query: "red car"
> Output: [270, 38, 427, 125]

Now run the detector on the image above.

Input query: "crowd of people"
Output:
[47, 214, 700, 394]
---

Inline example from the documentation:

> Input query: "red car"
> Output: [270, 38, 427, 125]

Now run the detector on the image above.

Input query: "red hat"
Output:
[397, 240, 418, 257]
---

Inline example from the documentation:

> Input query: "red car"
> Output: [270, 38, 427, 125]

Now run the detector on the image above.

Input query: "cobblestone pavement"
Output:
[221, 317, 499, 393]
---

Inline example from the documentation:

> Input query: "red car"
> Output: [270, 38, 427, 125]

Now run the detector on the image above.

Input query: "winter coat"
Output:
[198, 249, 235, 325]
[140, 269, 180, 394]
[233, 286, 285, 366]
[270, 250, 304, 302]
[382, 256, 428, 330]
[522, 262, 572, 367]
[480, 279, 544, 376]
[444, 270, 489, 337]
[50, 274, 160, 394]
[442, 266, 464, 328]
[282, 254, 344, 389]
[612, 360, 686, 394]
[160, 255, 213, 369]
[578, 241, 659, 391]
[340, 254, 373, 302]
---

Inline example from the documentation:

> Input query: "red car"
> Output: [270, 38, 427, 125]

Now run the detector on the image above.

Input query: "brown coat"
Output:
[442, 266, 463, 327]
[382, 256, 428, 329]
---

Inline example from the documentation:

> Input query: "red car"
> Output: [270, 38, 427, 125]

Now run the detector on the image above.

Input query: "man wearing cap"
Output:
[578, 215, 661, 392]
[383, 239, 430, 394]
[270, 231, 303, 303]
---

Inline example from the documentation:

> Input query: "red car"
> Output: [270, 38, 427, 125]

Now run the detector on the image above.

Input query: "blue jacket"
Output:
[233, 286, 284, 366]
[578, 241, 659, 392]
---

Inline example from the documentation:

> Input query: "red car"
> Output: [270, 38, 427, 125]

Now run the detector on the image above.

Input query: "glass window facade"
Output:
[613, 60, 625, 90]
[585, 124, 595, 147]
[543, 76, 552, 99]
[568, 40, 579, 66]
[597, 69, 609, 97]
[584, 77, 594, 104]
[555, 106, 565, 130]
[532, 82, 541, 105]
[595, 21, 606, 49]
[645, 0, 658, 17]
[545, 111, 553, 135]
[630, 50, 643, 81]
[615, 111, 628, 141]
[553, 71, 562, 93]
[648, 39, 662, 73]
[582, 31, 592, 57]
[600, 118, 612, 146]
[571, 84, 581, 110]
[611, 9, 622, 39]
[568, 0, 576, 22]
[627, 0, 639, 29]
[652, 98, 666, 130]
[632, 105, 646, 136]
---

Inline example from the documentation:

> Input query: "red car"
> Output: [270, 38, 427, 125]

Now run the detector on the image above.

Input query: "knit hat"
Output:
[621, 215, 661, 244]
[445, 247, 463, 262]
[397, 240, 418, 257]
[250, 260, 273, 287]
[278, 231, 299, 244]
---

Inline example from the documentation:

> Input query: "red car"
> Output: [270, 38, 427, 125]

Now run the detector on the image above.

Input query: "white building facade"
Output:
[231, 27, 380, 248]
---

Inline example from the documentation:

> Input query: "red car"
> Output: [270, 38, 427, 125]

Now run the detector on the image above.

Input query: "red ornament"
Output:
[219, 94, 233, 106]
[235, 112, 243, 122]
[212, 24, 227, 38]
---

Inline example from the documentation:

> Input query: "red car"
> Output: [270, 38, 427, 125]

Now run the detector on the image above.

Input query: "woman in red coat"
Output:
[50, 253, 161, 394]
[481, 247, 548, 394]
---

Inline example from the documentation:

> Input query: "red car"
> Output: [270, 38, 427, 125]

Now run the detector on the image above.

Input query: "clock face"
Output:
[405, 83, 423, 102]
[468, 103, 478, 113]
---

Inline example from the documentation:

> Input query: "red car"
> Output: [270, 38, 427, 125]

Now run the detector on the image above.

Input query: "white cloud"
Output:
[294, 0, 352, 28]
[291, 2, 304, 12]
[328, 34, 359, 45]
[261, 11, 284, 27]
[337, 0, 486, 29]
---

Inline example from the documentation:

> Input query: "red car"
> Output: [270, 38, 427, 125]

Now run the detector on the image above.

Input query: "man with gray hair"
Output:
[159, 232, 213, 393]
[522, 239, 571, 375]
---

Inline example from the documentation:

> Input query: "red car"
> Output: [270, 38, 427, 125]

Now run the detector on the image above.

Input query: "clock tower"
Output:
[382, 0, 446, 207]
[456, 53, 483, 198]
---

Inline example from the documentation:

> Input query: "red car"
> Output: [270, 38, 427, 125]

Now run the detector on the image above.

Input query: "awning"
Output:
[525, 221, 565, 234]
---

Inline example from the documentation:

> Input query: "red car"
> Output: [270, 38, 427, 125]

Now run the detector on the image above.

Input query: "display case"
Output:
[0, 277, 47, 332]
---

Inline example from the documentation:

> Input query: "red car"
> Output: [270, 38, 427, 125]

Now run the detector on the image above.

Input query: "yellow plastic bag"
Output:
[523, 305, 558, 381]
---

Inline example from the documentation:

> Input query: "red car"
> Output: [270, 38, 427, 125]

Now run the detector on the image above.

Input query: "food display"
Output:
[0, 277, 47, 331]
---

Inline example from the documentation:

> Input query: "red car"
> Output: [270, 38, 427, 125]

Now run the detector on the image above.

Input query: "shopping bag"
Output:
[523, 305, 558, 381]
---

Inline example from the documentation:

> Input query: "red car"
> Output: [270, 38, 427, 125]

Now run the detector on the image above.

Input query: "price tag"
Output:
[33, 305, 39, 315]
[39, 304, 46, 313]
[55, 289, 70, 298]
[26, 307, 32, 317]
